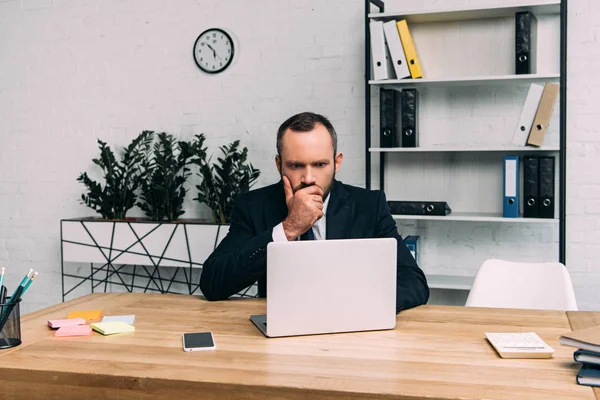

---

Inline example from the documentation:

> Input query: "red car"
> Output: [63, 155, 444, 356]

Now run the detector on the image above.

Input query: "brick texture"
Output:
[0, 0, 598, 313]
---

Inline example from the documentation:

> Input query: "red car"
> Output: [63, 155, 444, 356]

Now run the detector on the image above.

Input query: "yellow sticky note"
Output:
[91, 321, 135, 335]
[67, 310, 103, 323]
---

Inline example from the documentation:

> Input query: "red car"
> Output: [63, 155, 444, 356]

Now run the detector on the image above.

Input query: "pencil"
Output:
[19, 271, 39, 299]
[8, 269, 33, 302]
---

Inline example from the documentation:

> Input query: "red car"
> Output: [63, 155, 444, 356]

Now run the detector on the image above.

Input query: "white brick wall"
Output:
[0, 0, 599, 313]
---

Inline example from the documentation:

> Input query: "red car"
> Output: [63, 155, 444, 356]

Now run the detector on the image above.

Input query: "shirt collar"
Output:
[322, 191, 331, 217]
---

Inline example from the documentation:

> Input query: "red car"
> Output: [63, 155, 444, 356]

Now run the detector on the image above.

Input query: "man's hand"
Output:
[281, 176, 324, 241]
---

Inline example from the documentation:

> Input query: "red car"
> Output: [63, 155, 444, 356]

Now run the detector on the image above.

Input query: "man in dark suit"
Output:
[200, 112, 429, 312]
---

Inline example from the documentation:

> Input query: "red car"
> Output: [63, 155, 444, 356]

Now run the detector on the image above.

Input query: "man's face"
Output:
[276, 123, 343, 200]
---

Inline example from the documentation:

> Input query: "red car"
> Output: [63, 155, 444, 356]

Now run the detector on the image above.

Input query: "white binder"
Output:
[512, 83, 544, 146]
[369, 20, 395, 81]
[383, 20, 410, 79]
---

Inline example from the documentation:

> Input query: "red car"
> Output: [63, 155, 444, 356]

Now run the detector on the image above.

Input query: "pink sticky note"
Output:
[55, 325, 92, 337]
[48, 318, 86, 329]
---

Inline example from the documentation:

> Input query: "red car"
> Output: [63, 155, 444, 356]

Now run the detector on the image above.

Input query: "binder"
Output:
[396, 20, 423, 79]
[523, 156, 539, 218]
[401, 89, 418, 147]
[369, 20, 394, 80]
[388, 201, 451, 216]
[503, 156, 519, 218]
[383, 20, 411, 79]
[539, 156, 555, 219]
[527, 82, 559, 147]
[512, 83, 544, 146]
[515, 11, 537, 74]
[404, 235, 419, 263]
[380, 88, 398, 148]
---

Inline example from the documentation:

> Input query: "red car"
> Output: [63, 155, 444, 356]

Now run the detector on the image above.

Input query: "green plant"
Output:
[195, 140, 260, 224]
[77, 130, 154, 219]
[137, 133, 207, 221]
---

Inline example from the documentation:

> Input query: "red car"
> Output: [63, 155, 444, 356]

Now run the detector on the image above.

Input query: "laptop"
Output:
[250, 237, 397, 338]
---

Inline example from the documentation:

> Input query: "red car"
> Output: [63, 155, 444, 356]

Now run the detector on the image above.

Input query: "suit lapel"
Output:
[268, 180, 289, 228]
[326, 180, 354, 240]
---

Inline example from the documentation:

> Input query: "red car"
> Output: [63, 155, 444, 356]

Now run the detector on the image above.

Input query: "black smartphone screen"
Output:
[183, 332, 214, 348]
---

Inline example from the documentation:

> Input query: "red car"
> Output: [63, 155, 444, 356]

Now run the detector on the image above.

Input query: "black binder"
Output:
[380, 88, 398, 148]
[388, 201, 451, 216]
[523, 156, 539, 218]
[401, 89, 418, 147]
[515, 11, 537, 74]
[539, 156, 555, 218]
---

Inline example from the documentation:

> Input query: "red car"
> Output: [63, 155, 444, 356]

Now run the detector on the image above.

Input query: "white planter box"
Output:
[61, 219, 229, 268]
[60, 218, 248, 300]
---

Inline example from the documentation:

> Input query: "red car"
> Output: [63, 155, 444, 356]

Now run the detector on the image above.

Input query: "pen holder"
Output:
[0, 295, 22, 350]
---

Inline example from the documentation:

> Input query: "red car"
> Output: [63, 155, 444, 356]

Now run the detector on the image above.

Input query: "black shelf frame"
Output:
[364, 0, 567, 265]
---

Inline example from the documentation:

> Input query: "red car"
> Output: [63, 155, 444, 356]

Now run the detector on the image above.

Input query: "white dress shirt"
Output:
[272, 194, 331, 241]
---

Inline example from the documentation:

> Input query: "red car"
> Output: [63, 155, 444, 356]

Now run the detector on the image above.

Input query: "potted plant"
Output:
[137, 133, 207, 222]
[194, 140, 261, 224]
[62, 133, 261, 301]
[76, 130, 153, 220]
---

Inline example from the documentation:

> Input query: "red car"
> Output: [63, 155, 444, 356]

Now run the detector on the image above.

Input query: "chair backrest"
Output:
[465, 259, 578, 311]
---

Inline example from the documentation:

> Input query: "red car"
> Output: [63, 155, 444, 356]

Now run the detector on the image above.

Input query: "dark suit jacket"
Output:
[200, 180, 430, 312]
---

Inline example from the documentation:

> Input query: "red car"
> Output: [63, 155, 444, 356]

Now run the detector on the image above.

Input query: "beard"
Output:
[285, 172, 335, 201]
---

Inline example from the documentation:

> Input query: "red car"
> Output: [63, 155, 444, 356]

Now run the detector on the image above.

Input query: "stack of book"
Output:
[559, 325, 600, 387]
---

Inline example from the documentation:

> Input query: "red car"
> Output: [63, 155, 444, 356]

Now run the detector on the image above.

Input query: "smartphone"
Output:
[182, 332, 216, 352]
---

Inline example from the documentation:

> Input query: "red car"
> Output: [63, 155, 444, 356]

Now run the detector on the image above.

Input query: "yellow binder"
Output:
[396, 20, 423, 79]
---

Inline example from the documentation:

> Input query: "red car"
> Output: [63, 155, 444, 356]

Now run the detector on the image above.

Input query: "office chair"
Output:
[465, 259, 578, 311]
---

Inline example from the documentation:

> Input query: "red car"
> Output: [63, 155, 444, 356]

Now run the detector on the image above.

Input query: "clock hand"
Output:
[206, 43, 224, 62]
[206, 43, 217, 58]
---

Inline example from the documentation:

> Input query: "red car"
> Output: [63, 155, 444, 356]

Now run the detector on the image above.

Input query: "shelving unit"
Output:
[426, 274, 474, 291]
[367, 1, 560, 22]
[370, 147, 560, 153]
[364, 0, 567, 293]
[392, 212, 558, 224]
[369, 73, 559, 88]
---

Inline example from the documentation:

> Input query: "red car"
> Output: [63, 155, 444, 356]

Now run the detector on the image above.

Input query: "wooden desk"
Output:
[0, 293, 597, 400]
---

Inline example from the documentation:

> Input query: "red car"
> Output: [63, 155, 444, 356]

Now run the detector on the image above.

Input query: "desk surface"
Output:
[0, 293, 597, 400]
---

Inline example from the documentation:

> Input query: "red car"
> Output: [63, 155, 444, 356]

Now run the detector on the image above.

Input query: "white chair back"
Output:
[465, 259, 578, 311]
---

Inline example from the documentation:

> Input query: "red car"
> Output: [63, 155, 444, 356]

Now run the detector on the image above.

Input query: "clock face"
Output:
[193, 28, 235, 74]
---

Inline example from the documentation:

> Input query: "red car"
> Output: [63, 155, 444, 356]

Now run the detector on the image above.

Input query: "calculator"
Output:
[485, 332, 555, 359]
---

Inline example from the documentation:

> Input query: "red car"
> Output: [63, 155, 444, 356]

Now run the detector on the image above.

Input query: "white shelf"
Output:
[393, 212, 558, 223]
[426, 274, 474, 290]
[368, 1, 560, 23]
[370, 147, 559, 153]
[369, 74, 559, 89]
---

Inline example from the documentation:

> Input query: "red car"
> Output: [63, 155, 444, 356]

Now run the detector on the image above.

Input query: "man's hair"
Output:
[276, 112, 337, 157]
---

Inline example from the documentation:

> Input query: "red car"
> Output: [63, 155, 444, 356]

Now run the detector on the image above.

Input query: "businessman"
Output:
[200, 112, 429, 312]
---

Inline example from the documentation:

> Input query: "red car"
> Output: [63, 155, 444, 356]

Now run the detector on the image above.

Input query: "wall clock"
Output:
[193, 28, 235, 74]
